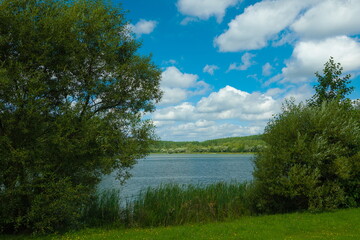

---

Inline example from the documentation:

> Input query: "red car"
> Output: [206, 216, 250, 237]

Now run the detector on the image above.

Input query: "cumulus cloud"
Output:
[277, 36, 360, 83]
[154, 102, 197, 121]
[155, 85, 279, 121]
[203, 64, 219, 75]
[152, 85, 317, 141]
[153, 86, 285, 141]
[291, 0, 360, 39]
[161, 66, 198, 88]
[129, 19, 158, 36]
[214, 0, 315, 52]
[160, 88, 188, 105]
[227, 53, 256, 72]
[177, 0, 240, 23]
[214, 0, 360, 52]
[197, 86, 279, 120]
[159, 67, 210, 105]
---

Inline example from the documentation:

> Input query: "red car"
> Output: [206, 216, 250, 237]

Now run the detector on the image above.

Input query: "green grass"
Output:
[2, 208, 359, 239]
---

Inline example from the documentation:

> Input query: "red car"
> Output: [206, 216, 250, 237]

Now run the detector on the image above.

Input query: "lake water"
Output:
[100, 154, 254, 202]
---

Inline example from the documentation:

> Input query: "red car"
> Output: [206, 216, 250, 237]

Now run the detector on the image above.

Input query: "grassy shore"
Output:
[2, 208, 359, 240]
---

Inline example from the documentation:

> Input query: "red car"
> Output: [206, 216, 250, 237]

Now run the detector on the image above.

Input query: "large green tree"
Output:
[0, 0, 162, 233]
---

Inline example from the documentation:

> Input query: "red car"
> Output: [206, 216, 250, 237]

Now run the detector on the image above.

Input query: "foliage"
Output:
[0, 0, 161, 233]
[150, 135, 265, 153]
[253, 100, 360, 213]
[308, 56, 353, 106]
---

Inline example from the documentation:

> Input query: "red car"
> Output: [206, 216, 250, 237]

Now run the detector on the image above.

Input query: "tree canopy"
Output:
[308, 56, 353, 106]
[0, 0, 161, 233]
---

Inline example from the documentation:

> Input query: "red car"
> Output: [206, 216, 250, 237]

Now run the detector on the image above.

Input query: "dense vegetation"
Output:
[0, 0, 161, 234]
[252, 57, 360, 213]
[150, 135, 265, 153]
[253, 100, 360, 213]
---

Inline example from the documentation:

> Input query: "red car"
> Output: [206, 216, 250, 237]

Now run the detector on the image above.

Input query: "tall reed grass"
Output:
[82, 189, 122, 227]
[125, 182, 252, 227]
[82, 182, 253, 228]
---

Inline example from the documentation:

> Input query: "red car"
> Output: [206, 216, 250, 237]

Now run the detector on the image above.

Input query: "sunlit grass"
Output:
[3, 208, 359, 240]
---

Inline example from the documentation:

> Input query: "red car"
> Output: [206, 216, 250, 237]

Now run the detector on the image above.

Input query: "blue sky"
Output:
[116, 0, 360, 141]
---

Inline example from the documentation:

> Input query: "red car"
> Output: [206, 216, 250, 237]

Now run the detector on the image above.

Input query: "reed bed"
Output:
[124, 182, 252, 227]
[82, 189, 122, 227]
[82, 182, 253, 228]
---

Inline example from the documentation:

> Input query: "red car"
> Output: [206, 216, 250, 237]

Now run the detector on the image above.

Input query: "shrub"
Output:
[253, 100, 360, 213]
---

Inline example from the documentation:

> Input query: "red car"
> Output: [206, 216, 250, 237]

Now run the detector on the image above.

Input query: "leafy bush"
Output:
[253, 100, 360, 213]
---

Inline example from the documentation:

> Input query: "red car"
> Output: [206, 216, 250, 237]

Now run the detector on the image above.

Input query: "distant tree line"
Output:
[150, 135, 265, 154]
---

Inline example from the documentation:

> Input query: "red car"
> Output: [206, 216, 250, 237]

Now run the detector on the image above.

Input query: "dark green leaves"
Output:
[0, 0, 161, 233]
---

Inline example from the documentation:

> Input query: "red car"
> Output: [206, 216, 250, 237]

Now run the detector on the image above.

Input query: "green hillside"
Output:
[150, 135, 265, 153]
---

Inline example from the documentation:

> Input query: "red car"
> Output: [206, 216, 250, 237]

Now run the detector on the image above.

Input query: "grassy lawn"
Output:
[2, 208, 359, 240]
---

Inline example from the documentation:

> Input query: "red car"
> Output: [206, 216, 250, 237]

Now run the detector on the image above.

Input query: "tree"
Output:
[252, 58, 359, 214]
[253, 100, 360, 214]
[308, 56, 353, 106]
[0, 0, 162, 233]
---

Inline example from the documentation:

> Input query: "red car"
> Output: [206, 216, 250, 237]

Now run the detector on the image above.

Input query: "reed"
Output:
[125, 182, 252, 227]
[82, 189, 122, 227]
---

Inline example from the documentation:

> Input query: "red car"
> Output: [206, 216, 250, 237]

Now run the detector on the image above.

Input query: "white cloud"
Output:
[152, 85, 318, 141]
[203, 65, 219, 75]
[180, 17, 199, 25]
[155, 85, 279, 121]
[160, 87, 188, 105]
[214, 0, 315, 52]
[262, 62, 273, 76]
[154, 102, 197, 121]
[129, 19, 158, 36]
[177, 0, 240, 23]
[227, 53, 256, 72]
[161, 66, 198, 88]
[214, 0, 360, 52]
[159, 67, 210, 105]
[197, 86, 279, 120]
[278, 36, 360, 83]
[292, 0, 360, 39]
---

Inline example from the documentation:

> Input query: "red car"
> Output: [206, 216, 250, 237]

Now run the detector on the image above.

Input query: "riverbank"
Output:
[3, 208, 359, 239]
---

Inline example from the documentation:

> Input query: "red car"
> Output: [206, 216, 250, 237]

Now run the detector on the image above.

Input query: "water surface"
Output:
[100, 154, 254, 201]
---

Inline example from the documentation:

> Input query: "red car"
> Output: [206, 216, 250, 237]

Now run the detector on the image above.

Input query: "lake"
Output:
[100, 154, 254, 202]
